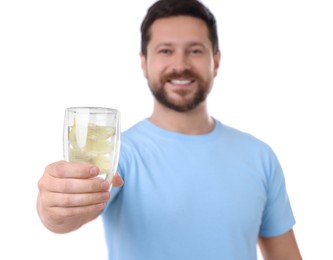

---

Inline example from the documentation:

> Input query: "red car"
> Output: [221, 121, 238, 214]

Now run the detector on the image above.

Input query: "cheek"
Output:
[197, 66, 214, 82]
[146, 63, 164, 81]
[206, 62, 218, 79]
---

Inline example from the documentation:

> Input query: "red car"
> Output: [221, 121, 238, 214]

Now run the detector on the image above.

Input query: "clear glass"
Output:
[63, 107, 120, 184]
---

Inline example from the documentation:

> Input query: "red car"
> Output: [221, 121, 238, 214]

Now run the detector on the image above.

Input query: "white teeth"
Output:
[170, 79, 192, 85]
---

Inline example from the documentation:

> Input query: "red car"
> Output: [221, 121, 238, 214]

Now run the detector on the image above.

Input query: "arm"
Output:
[258, 229, 302, 260]
[37, 161, 123, 234]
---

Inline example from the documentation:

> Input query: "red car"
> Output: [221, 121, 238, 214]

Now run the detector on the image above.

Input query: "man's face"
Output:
[141, 16, 220, 112]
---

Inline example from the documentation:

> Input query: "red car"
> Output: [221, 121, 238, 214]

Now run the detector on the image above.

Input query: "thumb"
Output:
[112, 172, 124, 187]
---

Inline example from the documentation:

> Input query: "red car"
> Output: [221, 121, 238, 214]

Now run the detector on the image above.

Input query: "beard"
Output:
[148, 70, 210, 112]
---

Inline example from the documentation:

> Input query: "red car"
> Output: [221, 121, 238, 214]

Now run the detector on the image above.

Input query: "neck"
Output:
[148, 100, 215, 135]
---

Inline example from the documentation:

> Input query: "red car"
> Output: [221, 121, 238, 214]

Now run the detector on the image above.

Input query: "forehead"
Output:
[148, 16, 210, 47]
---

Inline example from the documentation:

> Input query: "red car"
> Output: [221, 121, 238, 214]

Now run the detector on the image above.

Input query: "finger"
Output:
[47, 202, 106, 221]
[112, 172, 124, 187]
[45, 160, 99, 179]
[46, 191, 110, 208]
[45, 177, 110, 194]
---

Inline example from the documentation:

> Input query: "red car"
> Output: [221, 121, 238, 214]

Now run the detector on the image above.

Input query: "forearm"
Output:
[258, 230, 302, 260]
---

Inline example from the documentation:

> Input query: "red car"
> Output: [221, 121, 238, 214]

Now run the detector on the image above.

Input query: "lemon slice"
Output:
[93, 155, 113, 174]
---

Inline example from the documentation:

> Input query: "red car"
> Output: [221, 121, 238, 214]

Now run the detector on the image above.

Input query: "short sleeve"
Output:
[259, 152, 296, 237]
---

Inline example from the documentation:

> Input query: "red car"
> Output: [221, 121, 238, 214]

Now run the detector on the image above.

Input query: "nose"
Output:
[171, 52, 191, 73]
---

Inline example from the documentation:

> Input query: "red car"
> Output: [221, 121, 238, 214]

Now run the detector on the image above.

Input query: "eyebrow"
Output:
[154, 42, 207, 51]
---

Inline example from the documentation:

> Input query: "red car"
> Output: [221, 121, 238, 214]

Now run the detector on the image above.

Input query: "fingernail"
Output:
[101, 180, 110, 190]
[102, 192, 110, 200]
[97, 202, 106, 210]
[89, 166, 99, 176]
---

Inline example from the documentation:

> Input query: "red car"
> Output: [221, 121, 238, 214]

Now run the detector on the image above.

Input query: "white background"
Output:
[1, 0, 332, 259]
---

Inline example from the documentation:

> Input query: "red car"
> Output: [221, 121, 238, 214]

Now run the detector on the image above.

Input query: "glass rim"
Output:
[65, 106, 120, 114]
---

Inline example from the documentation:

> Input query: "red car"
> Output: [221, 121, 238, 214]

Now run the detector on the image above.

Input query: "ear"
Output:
[140, 52, 148, 78]
[213, 51, 221, 77]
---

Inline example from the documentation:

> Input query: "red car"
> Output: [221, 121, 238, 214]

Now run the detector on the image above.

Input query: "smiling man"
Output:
[37, 0, 302, 259]
[142, 15, 219, 114]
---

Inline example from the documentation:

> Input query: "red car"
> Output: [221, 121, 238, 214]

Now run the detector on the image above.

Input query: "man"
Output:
[37, 0, 302, 259]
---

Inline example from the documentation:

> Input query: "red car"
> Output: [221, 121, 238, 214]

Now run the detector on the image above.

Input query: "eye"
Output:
[158, 49, 172, 54]
[190, 49, 203, 55]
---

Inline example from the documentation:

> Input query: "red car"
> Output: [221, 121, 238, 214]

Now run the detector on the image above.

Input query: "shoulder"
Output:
[120, 119, 150, 148]
[118, 119, 152, 160]
[217, 121, 273, 151]
[215, 120, 282, 175]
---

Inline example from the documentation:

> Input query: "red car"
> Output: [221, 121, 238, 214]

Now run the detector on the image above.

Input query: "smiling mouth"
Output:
[168, 79, 194, 85]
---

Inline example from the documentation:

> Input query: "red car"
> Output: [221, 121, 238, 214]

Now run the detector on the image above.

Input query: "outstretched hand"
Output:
[37, 161, 124, 234]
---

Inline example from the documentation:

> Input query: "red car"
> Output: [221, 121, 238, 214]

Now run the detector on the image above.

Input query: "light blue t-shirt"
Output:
[102, 119, 295, 260]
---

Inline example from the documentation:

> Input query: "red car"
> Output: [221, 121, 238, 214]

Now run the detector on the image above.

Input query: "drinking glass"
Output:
[63, 107, 120, 184]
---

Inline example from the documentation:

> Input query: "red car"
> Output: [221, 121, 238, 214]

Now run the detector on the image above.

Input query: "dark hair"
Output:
[140, 0, 219, 57]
